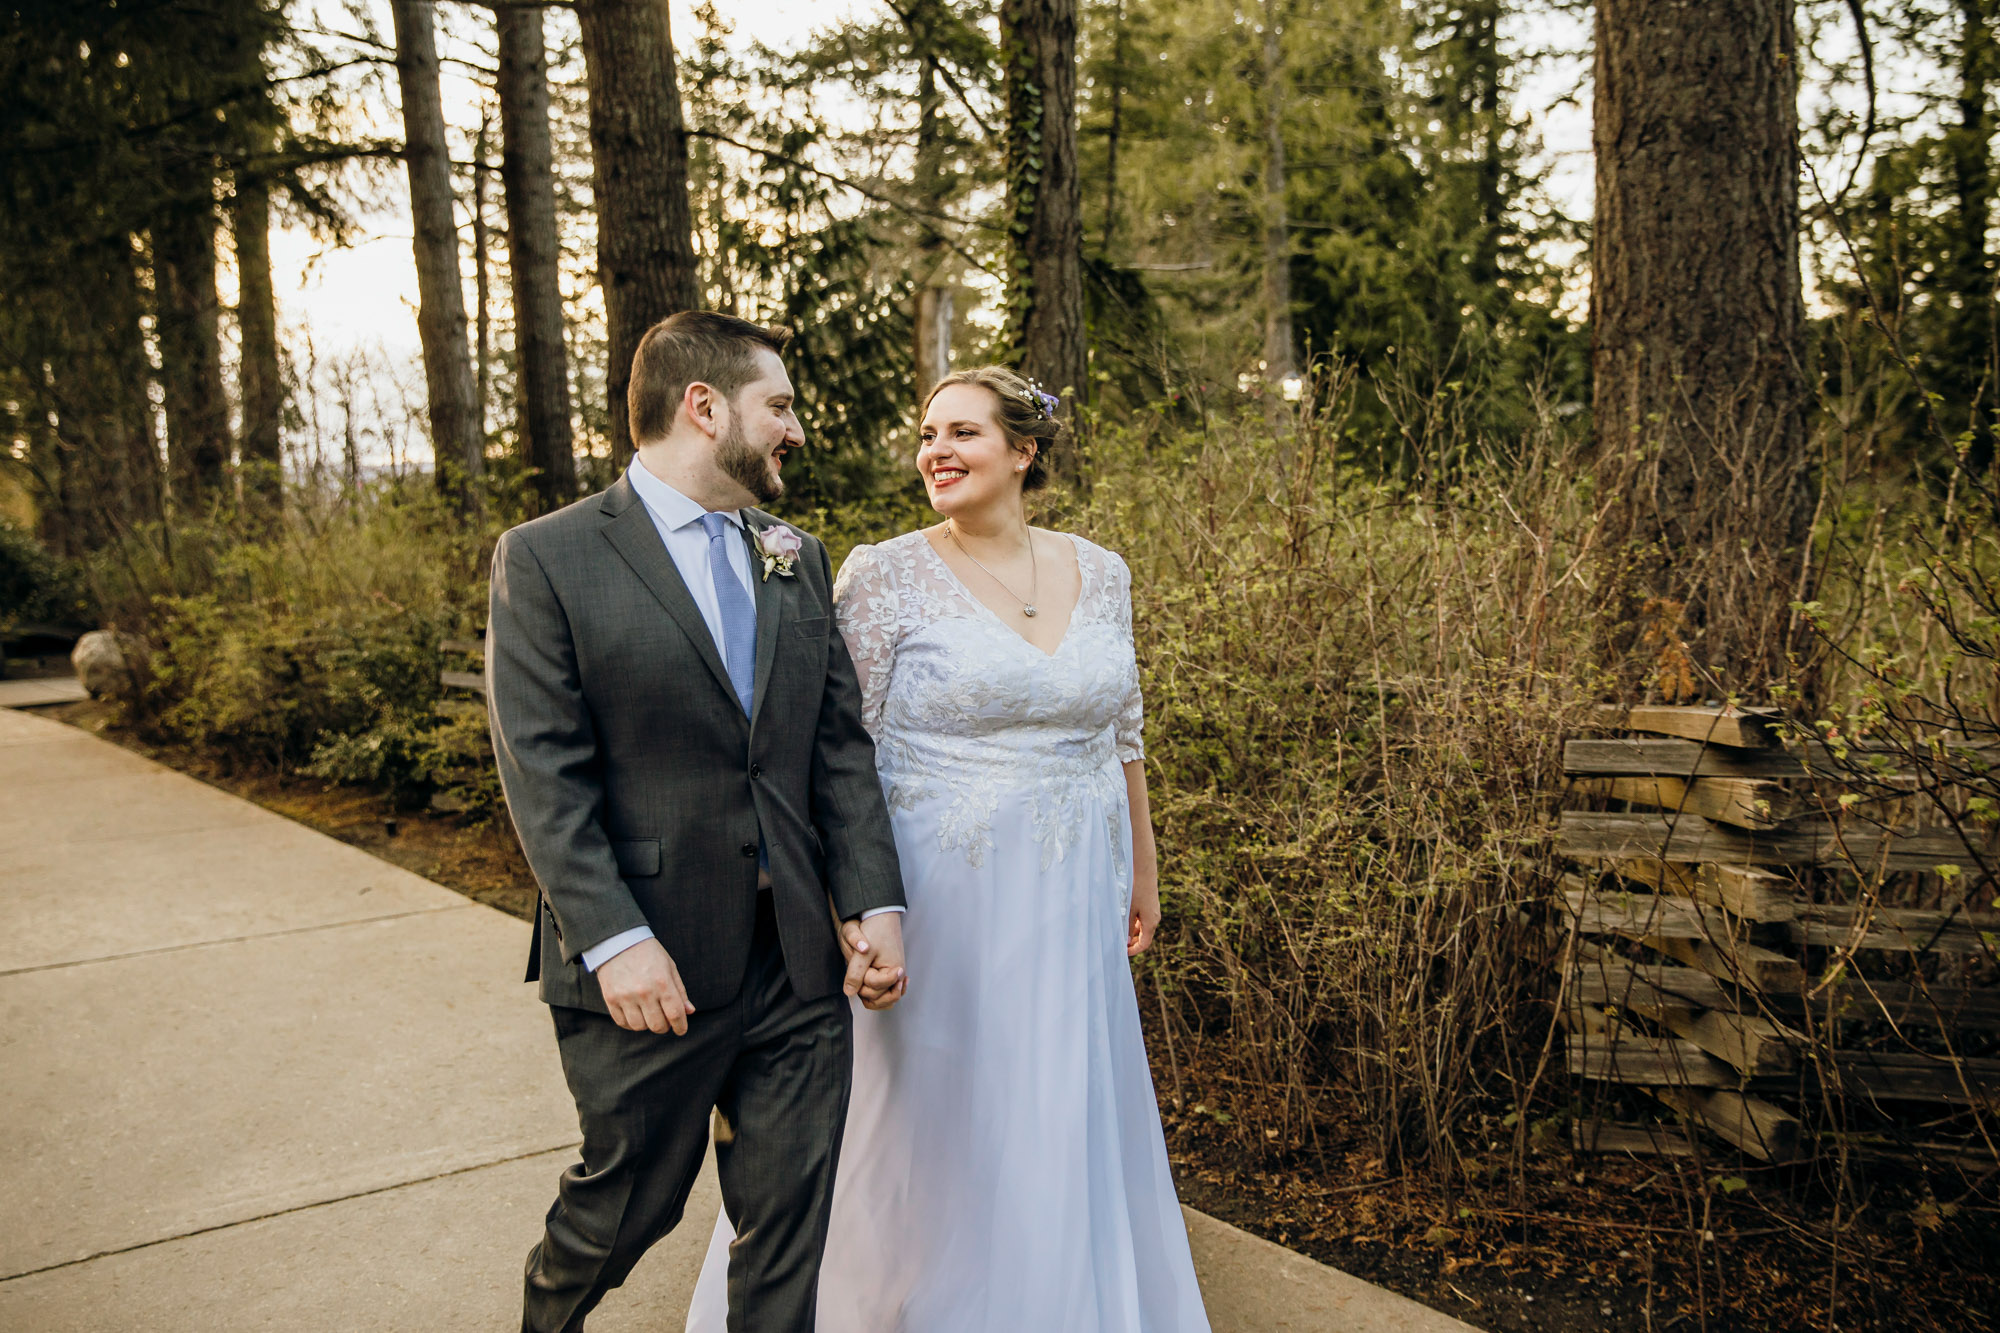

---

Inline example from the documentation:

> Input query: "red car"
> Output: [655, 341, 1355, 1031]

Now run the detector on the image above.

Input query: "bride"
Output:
[685, 366, 1210, 1332]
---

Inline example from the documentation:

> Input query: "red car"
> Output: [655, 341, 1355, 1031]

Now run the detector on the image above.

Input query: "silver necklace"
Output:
[946, 521, 1040, 617]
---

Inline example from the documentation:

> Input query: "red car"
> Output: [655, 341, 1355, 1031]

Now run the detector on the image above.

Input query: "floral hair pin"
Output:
[1022, 380, 1060, 421]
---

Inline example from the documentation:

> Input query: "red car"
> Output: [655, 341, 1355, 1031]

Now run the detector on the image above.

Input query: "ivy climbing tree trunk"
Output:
[576, 0, 700, 465]
[1001, 0, 1086, 465]
[497, 0, 577, 511]
[391, 0, 484, 508]
[1592, 0, 1812, 699]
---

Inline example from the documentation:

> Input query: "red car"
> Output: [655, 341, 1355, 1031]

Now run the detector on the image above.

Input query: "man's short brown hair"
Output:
[628, 311, 794, 445]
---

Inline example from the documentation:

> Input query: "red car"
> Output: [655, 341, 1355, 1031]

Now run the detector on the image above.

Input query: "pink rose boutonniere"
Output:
[755, 523, 803, 581]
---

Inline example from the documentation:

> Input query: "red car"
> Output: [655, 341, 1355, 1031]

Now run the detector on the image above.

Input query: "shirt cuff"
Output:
[581, 926, 655, 973]
[858, 906, 905, 920]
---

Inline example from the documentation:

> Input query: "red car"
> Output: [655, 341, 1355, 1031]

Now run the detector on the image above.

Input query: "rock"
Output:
[72, 630, 137, 698]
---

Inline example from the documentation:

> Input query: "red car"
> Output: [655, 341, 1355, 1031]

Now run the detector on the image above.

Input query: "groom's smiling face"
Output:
[708, 348, 803, 506]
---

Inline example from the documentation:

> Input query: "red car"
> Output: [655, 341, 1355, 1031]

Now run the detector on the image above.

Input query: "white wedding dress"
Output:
[684, 529, 1209, 1333]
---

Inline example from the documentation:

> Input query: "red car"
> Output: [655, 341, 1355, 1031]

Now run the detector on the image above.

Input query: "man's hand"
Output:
[596, 937, 696, 1034]
[837, 912, 908, 1010]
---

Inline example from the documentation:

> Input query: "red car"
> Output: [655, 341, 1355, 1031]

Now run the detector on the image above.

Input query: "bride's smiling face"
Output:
[917, 384, 1032, 517]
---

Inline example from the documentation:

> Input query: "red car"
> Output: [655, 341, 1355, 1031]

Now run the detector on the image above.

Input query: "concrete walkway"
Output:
[0, 704, 1478, 1332]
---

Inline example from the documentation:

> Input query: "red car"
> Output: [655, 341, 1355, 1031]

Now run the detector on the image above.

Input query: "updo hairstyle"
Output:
[921, 366, 1071, 492]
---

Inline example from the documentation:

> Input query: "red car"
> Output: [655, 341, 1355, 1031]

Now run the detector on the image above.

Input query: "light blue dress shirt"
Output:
[581, 459, 898, 974]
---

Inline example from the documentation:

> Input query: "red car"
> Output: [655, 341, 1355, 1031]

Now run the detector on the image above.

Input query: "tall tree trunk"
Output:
[472, 109, 492, 443]
[1592, 0, 1811, 699]
[911, 0, 954, 392]
[575, 0, 700, 465]
[1460, 0, 1504, 287]
[32, 247, 157, 552]
[154, 199, 232, 514]
[497, 1, 577, 511]
[391, 0, 484, 506]
[1259, 0, 1296, 393]
[1950, 0, 1996, 469]
[1002, 0, 1087, 455]
[235, 173, 284, 522]
[1099, 0, 1128, 256]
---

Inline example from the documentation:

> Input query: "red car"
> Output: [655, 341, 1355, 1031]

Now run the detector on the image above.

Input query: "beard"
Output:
[714, 416, 784, 506]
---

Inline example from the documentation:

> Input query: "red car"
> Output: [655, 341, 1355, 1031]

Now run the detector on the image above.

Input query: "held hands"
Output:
[1127, 877, 1161, 957]
[837, 911, 909, 1010]
[597, 937, 696, 1034]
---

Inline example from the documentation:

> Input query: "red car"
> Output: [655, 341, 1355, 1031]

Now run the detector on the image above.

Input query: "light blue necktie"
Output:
[700, 512, 758, 718]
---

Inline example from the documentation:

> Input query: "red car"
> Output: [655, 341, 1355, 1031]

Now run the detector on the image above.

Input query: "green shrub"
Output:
[0, 518, 93, 630]
[105, 486, 488, 799]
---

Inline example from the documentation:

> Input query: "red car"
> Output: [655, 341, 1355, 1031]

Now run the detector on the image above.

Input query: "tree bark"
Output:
[473, 110, 492, 444]
[1948, 0, 1996, 468]
[33, 242, 160, 550]
[391, 0, 484, 506]
[1259, 0, 1296, 392]
[154, 199, 232, 514]
[575, 0, 700, 465]
[1592, 0, 1812, 699]
[911, 0, 954, 392]
[1002, 0, 1087, 454]
[1099, 0, 1130, 258]
[497, 1, 578, 512]
[235, 172, 284, 522]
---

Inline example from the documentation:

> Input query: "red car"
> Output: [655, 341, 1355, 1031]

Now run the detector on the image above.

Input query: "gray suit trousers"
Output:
[522, 894, 852, 1333]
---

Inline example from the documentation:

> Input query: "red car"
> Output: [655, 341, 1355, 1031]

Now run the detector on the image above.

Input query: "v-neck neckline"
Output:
[919, 529, 1084, 660]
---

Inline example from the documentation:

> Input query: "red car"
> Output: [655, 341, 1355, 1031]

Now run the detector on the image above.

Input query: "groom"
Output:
[487, 310, 909, 1332]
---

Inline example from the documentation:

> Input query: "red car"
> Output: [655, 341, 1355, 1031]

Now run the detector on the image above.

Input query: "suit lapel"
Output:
[599, 481, 740, 713]
[743, 514, 785, 727]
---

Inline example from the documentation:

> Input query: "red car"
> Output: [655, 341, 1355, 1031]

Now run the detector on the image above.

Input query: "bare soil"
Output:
[34, 699, 2000, 1333]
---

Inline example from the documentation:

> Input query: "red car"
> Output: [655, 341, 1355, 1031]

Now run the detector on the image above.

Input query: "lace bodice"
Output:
[832, 530, 1144, 868]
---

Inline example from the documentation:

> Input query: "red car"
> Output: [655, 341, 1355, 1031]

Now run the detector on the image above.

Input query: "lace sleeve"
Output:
[833, 542, 899, 736]
[1110, 550, 1145, 764]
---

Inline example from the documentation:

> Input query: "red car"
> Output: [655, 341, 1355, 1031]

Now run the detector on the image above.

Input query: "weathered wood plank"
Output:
[1566, 947, 1734, 1019]
[1573, 1121, 1700, 1157]
[439, 636, 485, 655]
[1601, 855, 1799, 922]
[1560, 811, 1982, 874]
[1651, 1087, 1803, 1163]
[1567, 737, 1828, 779]
[1656, 934, 1808, 995]
[439, 669, 487, 693]
[1825, 1051, 2000, 1106]
[1568, 774, 1800, 830]
[1558, 887, 1807, 991]
[1786, 904, 2000, 957]
[1565, 736, 2000, 780]
[1766, 980, 2000, 1030]
[1663, 1009, 1799, 1076]
[1568, 1041, 1745, 1089]
[1589, 704, 1783, 749]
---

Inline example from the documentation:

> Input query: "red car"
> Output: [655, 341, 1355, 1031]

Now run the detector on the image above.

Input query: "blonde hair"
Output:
[922, 366, 1070, 492]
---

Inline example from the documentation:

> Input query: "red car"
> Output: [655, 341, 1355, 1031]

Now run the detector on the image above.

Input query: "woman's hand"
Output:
[1127, 877, 1161, 956]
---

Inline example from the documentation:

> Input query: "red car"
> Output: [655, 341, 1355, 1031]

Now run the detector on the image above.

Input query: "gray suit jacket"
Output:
[485, 473, 906, 1014]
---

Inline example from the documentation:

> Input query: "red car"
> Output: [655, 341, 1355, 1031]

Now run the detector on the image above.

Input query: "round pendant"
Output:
[1022, 605, 1039, 617]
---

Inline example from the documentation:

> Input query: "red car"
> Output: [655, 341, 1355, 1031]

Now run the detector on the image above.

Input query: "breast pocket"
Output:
[791, 616, 829, 639]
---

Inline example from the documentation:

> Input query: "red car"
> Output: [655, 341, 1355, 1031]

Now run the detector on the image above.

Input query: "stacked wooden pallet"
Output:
[1556, 705, 1999, 1164]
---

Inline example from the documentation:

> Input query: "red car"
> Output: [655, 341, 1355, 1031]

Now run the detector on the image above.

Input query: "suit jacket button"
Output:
[741, 842, 758, 858]
[749, 764, 763, 779]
